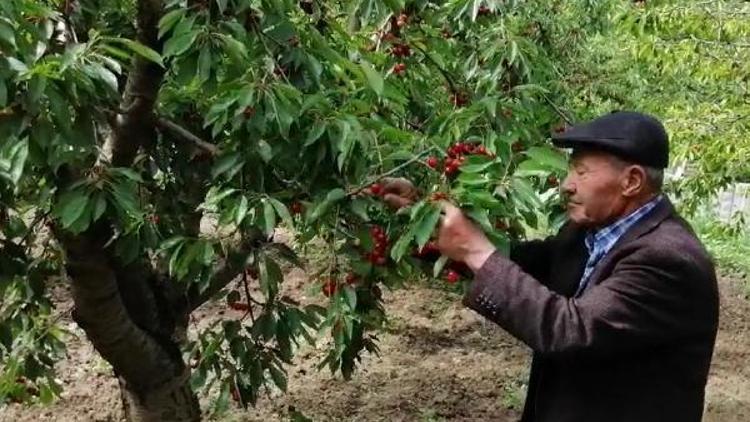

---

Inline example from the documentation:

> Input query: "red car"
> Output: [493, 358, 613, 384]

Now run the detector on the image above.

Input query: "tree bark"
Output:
[56, 0, 209, 420]
[63, 231, 199, 421]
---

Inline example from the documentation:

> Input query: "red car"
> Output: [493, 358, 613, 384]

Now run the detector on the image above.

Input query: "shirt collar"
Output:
[585, 195, 663, 253]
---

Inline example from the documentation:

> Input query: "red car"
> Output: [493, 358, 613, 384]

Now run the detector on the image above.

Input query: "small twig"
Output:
[156, 117, 219, 155]
[410, 39, 458, 93]
[241, 270, 256, 323]
[540, 92, 574, 125]
[21, 210, 52, 252]
[347, 146, 439, 195]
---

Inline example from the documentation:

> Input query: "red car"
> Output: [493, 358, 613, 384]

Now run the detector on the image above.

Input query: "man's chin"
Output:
[566, 209, 593, 227]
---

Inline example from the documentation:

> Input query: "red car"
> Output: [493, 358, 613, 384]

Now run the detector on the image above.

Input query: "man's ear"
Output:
[621, 165, 647, 197]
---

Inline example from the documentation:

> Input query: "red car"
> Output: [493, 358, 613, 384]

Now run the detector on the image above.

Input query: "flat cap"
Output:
[551, 111, 669, 168]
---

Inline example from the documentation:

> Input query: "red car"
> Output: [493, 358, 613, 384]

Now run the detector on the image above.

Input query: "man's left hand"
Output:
[437, 202, 497, 272]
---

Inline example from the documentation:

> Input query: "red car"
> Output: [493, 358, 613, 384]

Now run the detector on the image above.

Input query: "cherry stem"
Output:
[348, 146, 440, 196]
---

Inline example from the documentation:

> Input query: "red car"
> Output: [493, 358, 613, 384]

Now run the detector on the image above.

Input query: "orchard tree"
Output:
[553, 0, 750, 213]
[0, 0, 581, 420]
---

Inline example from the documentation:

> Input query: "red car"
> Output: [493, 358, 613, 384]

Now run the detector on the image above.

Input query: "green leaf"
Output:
[236, 195, 249, 226]
[0, 79, 6, 107]
[211, 152, 242, 179]
[262, 199, 276, 236]
[8, 139, 28, 184]
[308, 188, 346, 223]
[108, 38, 165, 67]
[433, 255, 449, 278]
[163, 31, 199, 58]
[268, 197, 293, 227]
[360, 62, 383, 96]
[0, 20, 16, 48]
[6, 57, 28, 73]
[110, 167, 144, 183]
[267, 363, 287, 392]
[55, 191, 90, 229]
[219, 34, 248, 63]
[158, 9, 186, 39]
[343, 286, 357, 310]
[304, 120, 327, 147]
[511, 177, 542, 210]
[88, 63, 118, 92]
[414, 205, 441, 248]
[524, 146, 568, 171]
[259, 255, 282, 300]
[92, 194, 107, 221]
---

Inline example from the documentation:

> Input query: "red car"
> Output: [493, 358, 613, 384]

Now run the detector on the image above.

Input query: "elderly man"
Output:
[383, 111, 719, 422]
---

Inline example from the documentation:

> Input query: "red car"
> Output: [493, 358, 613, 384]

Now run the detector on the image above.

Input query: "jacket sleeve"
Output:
[463, 246, 717, 357]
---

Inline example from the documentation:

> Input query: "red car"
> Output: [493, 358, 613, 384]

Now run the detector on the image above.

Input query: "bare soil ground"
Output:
[1, 270, 748, 422]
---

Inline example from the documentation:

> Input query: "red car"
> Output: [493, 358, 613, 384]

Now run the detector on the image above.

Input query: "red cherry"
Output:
[476, 145, 487, 155]
[370, 183, 383, 196]
[229, 302, 250, 311]
[478, 5, 491, 16]
[322, 279, 338, 297]
[345, 273, 358, 285]
[370, 225, 384, 237]
[444, 164, 459, 175]
[375, 256, 387, 266]
[396, 13, 408, 27]
[445, 269, 460, 284]
[417, 240, 440, 257]
[426, 156, 439, 169]
[290, 202, 304, 215]
[393, 63, 407, 75]
[431, 192, 448, 201]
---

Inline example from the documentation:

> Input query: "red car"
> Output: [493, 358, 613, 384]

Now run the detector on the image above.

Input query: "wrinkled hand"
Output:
[437, 202, 496, 272]
[377, 177, 421, 209]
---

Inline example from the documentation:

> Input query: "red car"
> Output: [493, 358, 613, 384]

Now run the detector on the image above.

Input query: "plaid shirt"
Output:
[575, 195, 663, 297]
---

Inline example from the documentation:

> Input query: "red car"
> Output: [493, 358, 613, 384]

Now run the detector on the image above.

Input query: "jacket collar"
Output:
[582, 195, 675, 286]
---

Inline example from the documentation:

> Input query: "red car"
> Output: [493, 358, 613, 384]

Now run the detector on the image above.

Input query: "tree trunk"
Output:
[119, 374, 200, 421]
[61, 230, 201, 421]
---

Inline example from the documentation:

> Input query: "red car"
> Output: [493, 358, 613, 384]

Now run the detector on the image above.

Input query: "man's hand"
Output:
[437, 202, 496, 272]
[378, 177, 420, 209]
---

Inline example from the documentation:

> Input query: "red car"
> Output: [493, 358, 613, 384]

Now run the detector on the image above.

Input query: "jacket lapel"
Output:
[584, 196, 675, 287]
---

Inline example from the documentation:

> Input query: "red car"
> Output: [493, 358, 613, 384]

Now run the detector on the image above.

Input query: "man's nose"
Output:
[561, 173, 575, 196]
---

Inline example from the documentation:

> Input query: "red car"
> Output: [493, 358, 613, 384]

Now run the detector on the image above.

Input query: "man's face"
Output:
[561, 149, 629, 228]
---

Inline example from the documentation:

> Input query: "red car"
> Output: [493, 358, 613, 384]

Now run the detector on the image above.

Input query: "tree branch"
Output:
[187, 228, 266, 311]
[110, 0, 165, 167]
[156, 117, 220, 156]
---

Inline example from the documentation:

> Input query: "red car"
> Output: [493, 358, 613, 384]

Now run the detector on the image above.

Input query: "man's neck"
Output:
[592, 192, 661, 231]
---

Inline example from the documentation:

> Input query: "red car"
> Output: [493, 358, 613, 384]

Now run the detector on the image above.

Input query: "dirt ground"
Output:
[1, 269, 748, 422]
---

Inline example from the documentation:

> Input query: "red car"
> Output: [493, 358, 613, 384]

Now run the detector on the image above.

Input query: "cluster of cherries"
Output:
[321, 225, 388, 297]
[426, 141, 493, 176]
[364, 225, 389, 266]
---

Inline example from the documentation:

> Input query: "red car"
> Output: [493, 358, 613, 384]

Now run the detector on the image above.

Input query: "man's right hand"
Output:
[377, 177, 420, 209]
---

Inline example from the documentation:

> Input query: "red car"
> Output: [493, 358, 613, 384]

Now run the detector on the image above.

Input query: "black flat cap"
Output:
[552, 111, 669, 168]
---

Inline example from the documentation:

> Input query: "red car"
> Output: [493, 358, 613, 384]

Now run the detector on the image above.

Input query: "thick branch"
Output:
[63, 234, 183, 394]
[187, 243, 255, 311]
[110, 0, 165, 166]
